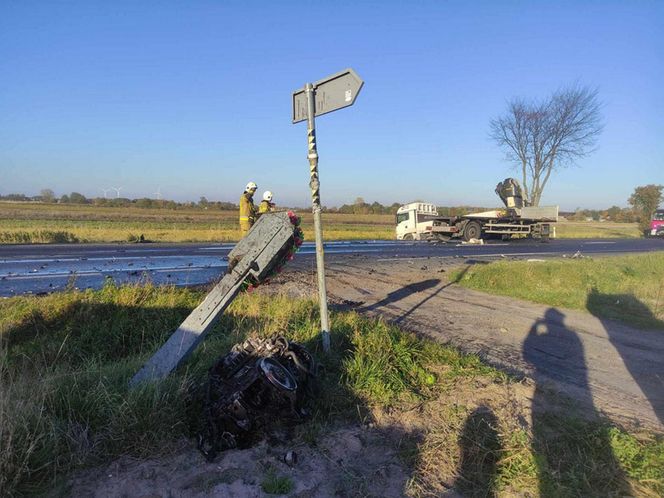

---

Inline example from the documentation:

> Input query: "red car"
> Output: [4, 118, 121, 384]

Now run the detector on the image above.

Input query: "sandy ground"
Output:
[61, 256, 663, 497]
[63, 426, 414, 498]
[62, 372, 533, 498]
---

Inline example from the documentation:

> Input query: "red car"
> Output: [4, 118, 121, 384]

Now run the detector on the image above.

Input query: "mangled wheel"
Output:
[259, 357, 297, 392]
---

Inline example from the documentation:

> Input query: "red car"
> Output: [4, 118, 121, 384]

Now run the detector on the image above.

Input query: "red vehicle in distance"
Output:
[648, 209, 664, 237]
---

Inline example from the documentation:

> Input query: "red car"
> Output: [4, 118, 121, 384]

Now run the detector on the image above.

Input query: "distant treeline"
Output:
[0, 192, 640, 221]
[0, 192, 239, 211]
[562, 207, 639, 223]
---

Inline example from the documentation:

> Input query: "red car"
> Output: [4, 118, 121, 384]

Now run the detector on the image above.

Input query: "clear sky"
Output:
[1, 0, 662, 210]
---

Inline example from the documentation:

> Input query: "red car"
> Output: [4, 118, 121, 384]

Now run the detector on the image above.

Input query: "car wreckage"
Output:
[197, 335, 316, 461]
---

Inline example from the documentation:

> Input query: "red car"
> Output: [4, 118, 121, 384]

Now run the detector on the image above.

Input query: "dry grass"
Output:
[555, 219, 641, 238]
[0, 202, 394, 243]
[0, 202, 644, 243]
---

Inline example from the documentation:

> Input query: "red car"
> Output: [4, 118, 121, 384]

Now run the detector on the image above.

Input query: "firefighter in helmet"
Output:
[239, 181, 258, 237]
[258, 190, 275, 215]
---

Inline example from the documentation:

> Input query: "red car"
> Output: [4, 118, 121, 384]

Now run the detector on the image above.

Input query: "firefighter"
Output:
[258, 191, 275, 215]
[239, 181, 258, 237]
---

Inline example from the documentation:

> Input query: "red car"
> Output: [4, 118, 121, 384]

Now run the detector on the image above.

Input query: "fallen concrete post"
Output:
[130, 212, 300, 386]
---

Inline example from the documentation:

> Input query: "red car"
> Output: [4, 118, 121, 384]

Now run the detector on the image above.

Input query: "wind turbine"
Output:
[153, 186, 162, 200]
[112, 187, 123, 199]
[100, 188, 111, 199]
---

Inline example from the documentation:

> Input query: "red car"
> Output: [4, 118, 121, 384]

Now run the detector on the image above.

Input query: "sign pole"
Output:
[293, 69, 363, 354]
[305, 82, 331, 353]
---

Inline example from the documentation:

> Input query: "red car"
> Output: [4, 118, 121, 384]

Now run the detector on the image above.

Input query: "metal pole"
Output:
[305, 83, 331, 353]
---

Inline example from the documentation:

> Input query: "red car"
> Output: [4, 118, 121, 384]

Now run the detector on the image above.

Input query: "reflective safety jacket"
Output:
[258, 200, 274, 214]
[239, 192, 257, 234]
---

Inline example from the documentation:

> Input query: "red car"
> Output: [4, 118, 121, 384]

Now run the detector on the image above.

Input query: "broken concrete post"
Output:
[129, 212, 299, 386]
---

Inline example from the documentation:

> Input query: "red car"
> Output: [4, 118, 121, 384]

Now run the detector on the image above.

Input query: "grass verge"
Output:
[1, 284, 662, 496]
[453, 253, 664, 329]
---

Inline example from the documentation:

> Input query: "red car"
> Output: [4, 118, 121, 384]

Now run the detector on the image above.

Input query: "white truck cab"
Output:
[395, 202, 439, 240]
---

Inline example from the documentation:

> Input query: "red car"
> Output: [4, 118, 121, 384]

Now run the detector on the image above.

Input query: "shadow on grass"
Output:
[587, 288, 664, 425]
[586, 287, 664, 330]
[454, 405, 501, 498]
[523, 308, 631, 496]
[0, 292, 427, 497]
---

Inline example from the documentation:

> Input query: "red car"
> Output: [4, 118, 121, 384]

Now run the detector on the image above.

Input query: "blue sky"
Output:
[1, 0, 662, 210]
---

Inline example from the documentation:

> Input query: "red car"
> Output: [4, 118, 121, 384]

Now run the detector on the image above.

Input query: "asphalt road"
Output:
[1, 238, 662, 297]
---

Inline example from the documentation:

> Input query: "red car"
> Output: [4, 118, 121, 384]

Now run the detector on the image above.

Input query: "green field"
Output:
[0, 201, 642, 243]
[454, 253, 664, 329]
[1, 285, 663, 496]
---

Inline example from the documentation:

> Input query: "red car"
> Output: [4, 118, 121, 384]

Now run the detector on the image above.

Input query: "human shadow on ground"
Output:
[587, 288, 664, 425]
[453, 405, 501, 498]
[523, 308, 630, 496]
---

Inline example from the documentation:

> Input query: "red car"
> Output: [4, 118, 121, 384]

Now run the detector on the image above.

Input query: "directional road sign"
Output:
[292, 68, 364, 123]
[291, 67, 364, 353]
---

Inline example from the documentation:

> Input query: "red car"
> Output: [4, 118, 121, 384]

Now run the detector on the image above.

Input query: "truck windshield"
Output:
[396, 212, 409, 224]
[654, 212, 664, 221]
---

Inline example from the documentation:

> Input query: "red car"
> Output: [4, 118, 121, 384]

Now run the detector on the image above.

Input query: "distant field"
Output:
[555, 219, 641, 239]
[0, 202, 394, 243]
[0, 202, 641, 243]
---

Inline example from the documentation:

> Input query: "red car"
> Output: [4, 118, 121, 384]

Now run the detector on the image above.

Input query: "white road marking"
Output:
[376, 248, 652, 262]
[2, 264, 227, 279]
[0, 254, 223, 265]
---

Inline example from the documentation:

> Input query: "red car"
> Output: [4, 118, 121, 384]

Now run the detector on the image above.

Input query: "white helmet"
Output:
[263, 191, 273, 202]
[245, 181, 257, 192]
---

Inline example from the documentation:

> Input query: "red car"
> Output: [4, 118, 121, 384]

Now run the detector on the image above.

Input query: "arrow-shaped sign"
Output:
[292, 68, 364, 123]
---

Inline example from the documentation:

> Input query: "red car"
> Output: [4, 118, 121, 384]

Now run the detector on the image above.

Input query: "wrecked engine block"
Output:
[198, 336, 316, 461]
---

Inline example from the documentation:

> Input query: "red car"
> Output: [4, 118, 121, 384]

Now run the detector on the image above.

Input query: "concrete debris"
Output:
[284, 450, 298, 467]
[461, 238, 484, 245]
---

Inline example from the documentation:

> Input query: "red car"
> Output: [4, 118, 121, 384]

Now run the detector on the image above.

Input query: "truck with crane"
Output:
[395, 178, 558, 242]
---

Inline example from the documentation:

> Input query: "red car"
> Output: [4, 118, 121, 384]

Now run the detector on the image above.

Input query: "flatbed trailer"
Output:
[395, 179, 558, 242]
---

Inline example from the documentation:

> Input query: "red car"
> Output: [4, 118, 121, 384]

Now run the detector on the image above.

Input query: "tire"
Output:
[462, 221, 482, 242]
[403, 233, 414, 241]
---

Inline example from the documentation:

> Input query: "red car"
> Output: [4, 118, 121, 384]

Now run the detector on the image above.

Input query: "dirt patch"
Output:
[60, 376, 536, 498]
[62, 425, 411, 497]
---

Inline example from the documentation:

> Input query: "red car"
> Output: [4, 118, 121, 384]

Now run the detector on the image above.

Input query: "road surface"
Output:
[0, 238, 662, 297]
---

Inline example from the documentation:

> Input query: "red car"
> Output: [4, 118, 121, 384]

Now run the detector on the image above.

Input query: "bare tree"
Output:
[490, 85, 603, 206]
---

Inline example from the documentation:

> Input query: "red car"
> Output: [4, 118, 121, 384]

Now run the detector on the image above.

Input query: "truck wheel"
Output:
[403, 233, 414, 241]
[463, 221, 482, 242]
